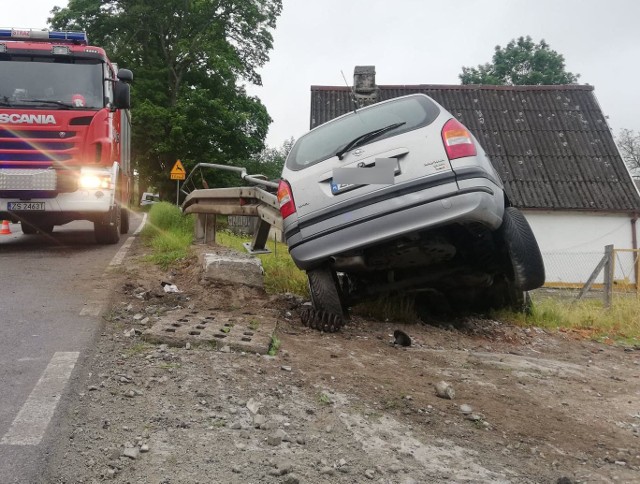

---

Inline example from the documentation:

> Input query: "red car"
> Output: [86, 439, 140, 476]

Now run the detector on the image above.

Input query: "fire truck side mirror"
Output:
[113, 82, 131, 110]
[117, 69, 133, 84]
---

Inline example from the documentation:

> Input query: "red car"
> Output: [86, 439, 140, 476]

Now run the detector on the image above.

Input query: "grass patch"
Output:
[318, 392, 333, 405]
[141, 202, 194, 269]
[125, 342, 153, 357]
[267, 334, 281, 356]
[495, 295, 640, 344]
[215, 230, 308, 296]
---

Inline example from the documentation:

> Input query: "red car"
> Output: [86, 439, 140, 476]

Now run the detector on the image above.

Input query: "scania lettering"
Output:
[0, 114, 57, 124]
[0, 28, 134, 243]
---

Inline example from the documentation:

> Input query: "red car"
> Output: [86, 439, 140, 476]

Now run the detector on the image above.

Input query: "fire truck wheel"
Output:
[21, 222, 37, 235]
[94, 206, 121, 244]
[120, 207, 130, 234]
[21, 222, 53, 235]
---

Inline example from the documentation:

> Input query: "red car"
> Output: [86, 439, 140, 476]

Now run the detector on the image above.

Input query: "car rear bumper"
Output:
[285, 178, 505, 270]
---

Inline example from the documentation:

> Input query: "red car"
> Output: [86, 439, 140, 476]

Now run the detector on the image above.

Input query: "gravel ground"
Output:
[44, 242, 640, 484]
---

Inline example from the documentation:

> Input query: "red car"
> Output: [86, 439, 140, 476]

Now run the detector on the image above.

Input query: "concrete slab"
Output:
[203, 253, 264, 288]
[142, 307, 276, 354]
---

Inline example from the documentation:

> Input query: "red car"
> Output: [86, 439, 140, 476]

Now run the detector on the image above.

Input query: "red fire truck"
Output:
[0, 28, 133, 243]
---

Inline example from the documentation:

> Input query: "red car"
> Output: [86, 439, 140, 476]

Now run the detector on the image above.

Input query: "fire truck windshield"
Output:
[0, 56, 104, 110]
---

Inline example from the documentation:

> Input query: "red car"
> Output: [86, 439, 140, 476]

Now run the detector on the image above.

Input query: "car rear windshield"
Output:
[286, 94, 441, 170]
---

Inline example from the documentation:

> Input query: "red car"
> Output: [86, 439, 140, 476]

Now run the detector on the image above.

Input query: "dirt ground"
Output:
[45, 241, 640, 484]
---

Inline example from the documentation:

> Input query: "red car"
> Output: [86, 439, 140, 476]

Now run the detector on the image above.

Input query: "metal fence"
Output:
[542, 246, 640, 305]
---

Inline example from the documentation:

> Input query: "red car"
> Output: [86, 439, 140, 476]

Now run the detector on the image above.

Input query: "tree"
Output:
[245, 136, 295, 181]
[617, 129, 640, 177]
[50, 0, 282, 196]
[460, 36, 579, 85]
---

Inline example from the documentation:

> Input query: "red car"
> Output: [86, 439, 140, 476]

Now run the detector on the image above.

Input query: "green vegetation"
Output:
[267, 335, 281, 356]
[460, 36, 579, 85]
[125, 342, 153, 357]
[496, 296, 640, 344]
[318, 392, 332, 405]
[141, 202, 194, 268]
[216, 230, 308, 296]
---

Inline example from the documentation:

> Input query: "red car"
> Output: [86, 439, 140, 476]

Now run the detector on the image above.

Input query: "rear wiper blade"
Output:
[18, 99, 75, 108]
[335, 121, 406, 160]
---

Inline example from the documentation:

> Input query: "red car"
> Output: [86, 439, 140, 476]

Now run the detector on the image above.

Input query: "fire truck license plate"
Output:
[7, 202, 45, 211]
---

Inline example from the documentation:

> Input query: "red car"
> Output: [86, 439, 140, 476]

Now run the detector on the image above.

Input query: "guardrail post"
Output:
[195, 213, 217, 244]
[243, 218, 272, 254]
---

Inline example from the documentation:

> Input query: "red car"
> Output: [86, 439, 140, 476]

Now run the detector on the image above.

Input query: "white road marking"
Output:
[1, 352, 80, 446]
[133, 213, 148, 235]
[109, 237, 135, 267]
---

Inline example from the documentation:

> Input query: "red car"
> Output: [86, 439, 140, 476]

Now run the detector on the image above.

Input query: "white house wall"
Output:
[523, 211, 639, 285]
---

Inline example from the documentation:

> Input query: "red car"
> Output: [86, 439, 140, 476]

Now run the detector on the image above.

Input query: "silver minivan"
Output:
[278, 94, 544, 330]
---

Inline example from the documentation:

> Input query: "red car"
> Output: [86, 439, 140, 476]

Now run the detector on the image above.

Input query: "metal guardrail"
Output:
[179, 163, 282, 254]
[180, 163, 279, 195]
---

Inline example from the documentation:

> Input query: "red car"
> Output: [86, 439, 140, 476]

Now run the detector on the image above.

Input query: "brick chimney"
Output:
[353, 65, 378, 107]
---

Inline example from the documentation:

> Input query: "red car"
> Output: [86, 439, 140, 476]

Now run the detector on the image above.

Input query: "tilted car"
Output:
[277, 93, 544, 329]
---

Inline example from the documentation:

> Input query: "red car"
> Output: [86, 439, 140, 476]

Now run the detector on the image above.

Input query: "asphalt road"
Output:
[0, 214, 144, 484]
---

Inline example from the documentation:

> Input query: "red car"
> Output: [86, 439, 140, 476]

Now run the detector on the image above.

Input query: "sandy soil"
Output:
[45, 241, 640, 484]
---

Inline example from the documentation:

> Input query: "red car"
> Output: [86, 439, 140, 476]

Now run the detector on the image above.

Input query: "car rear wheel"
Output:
[307, 265, 345, 317]
[499, 207, 545, 291]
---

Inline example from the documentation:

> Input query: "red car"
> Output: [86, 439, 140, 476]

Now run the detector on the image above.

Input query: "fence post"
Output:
[603, 244, 614, 307]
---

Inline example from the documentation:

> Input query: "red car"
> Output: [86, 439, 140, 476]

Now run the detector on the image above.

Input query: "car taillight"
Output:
[277, 179, 296, 219]
[441, 118, 477, 160]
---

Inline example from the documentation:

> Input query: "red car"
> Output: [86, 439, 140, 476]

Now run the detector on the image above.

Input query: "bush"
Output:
[142, 202, 194, 268]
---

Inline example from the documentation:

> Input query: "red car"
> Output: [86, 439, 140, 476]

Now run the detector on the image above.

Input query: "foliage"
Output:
[267, 334, 281, 356]
[141, 202, 194, 268]
[616, 129, 640, 177]
[50, 0, 283, 196]
[460, 36, 579, 85]
[245, 136, 295, 182]
[495, 294, 640, 343]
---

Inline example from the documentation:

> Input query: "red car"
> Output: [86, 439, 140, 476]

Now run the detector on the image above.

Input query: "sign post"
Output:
[170, 160, 186, 205]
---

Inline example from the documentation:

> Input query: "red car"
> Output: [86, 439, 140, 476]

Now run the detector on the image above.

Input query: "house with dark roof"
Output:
[309, 66, 640, 286]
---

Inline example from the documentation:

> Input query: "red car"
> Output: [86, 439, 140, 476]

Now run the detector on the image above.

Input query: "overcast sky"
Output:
[8, 0, 640, 147]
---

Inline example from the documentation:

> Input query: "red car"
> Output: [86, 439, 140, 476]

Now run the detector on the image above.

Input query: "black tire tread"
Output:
[500, 207, 545, 291]
[307, 265, 344, 317]
[95, 206, 121, 245]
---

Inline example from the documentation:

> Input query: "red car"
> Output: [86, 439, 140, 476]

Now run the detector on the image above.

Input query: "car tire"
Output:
[307, 265, 345, 317]
[95, 206, 121, 245]
[499, 207, 545, 291]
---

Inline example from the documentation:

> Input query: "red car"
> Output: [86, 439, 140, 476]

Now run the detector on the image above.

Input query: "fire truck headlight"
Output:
[79, 172, 112, 189]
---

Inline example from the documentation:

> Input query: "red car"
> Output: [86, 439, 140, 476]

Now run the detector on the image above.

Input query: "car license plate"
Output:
[7, 202, 45, 211]
[331, 181, 359, 195]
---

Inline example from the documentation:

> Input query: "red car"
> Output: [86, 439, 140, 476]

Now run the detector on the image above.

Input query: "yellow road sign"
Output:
[170, 159, 186, 180]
